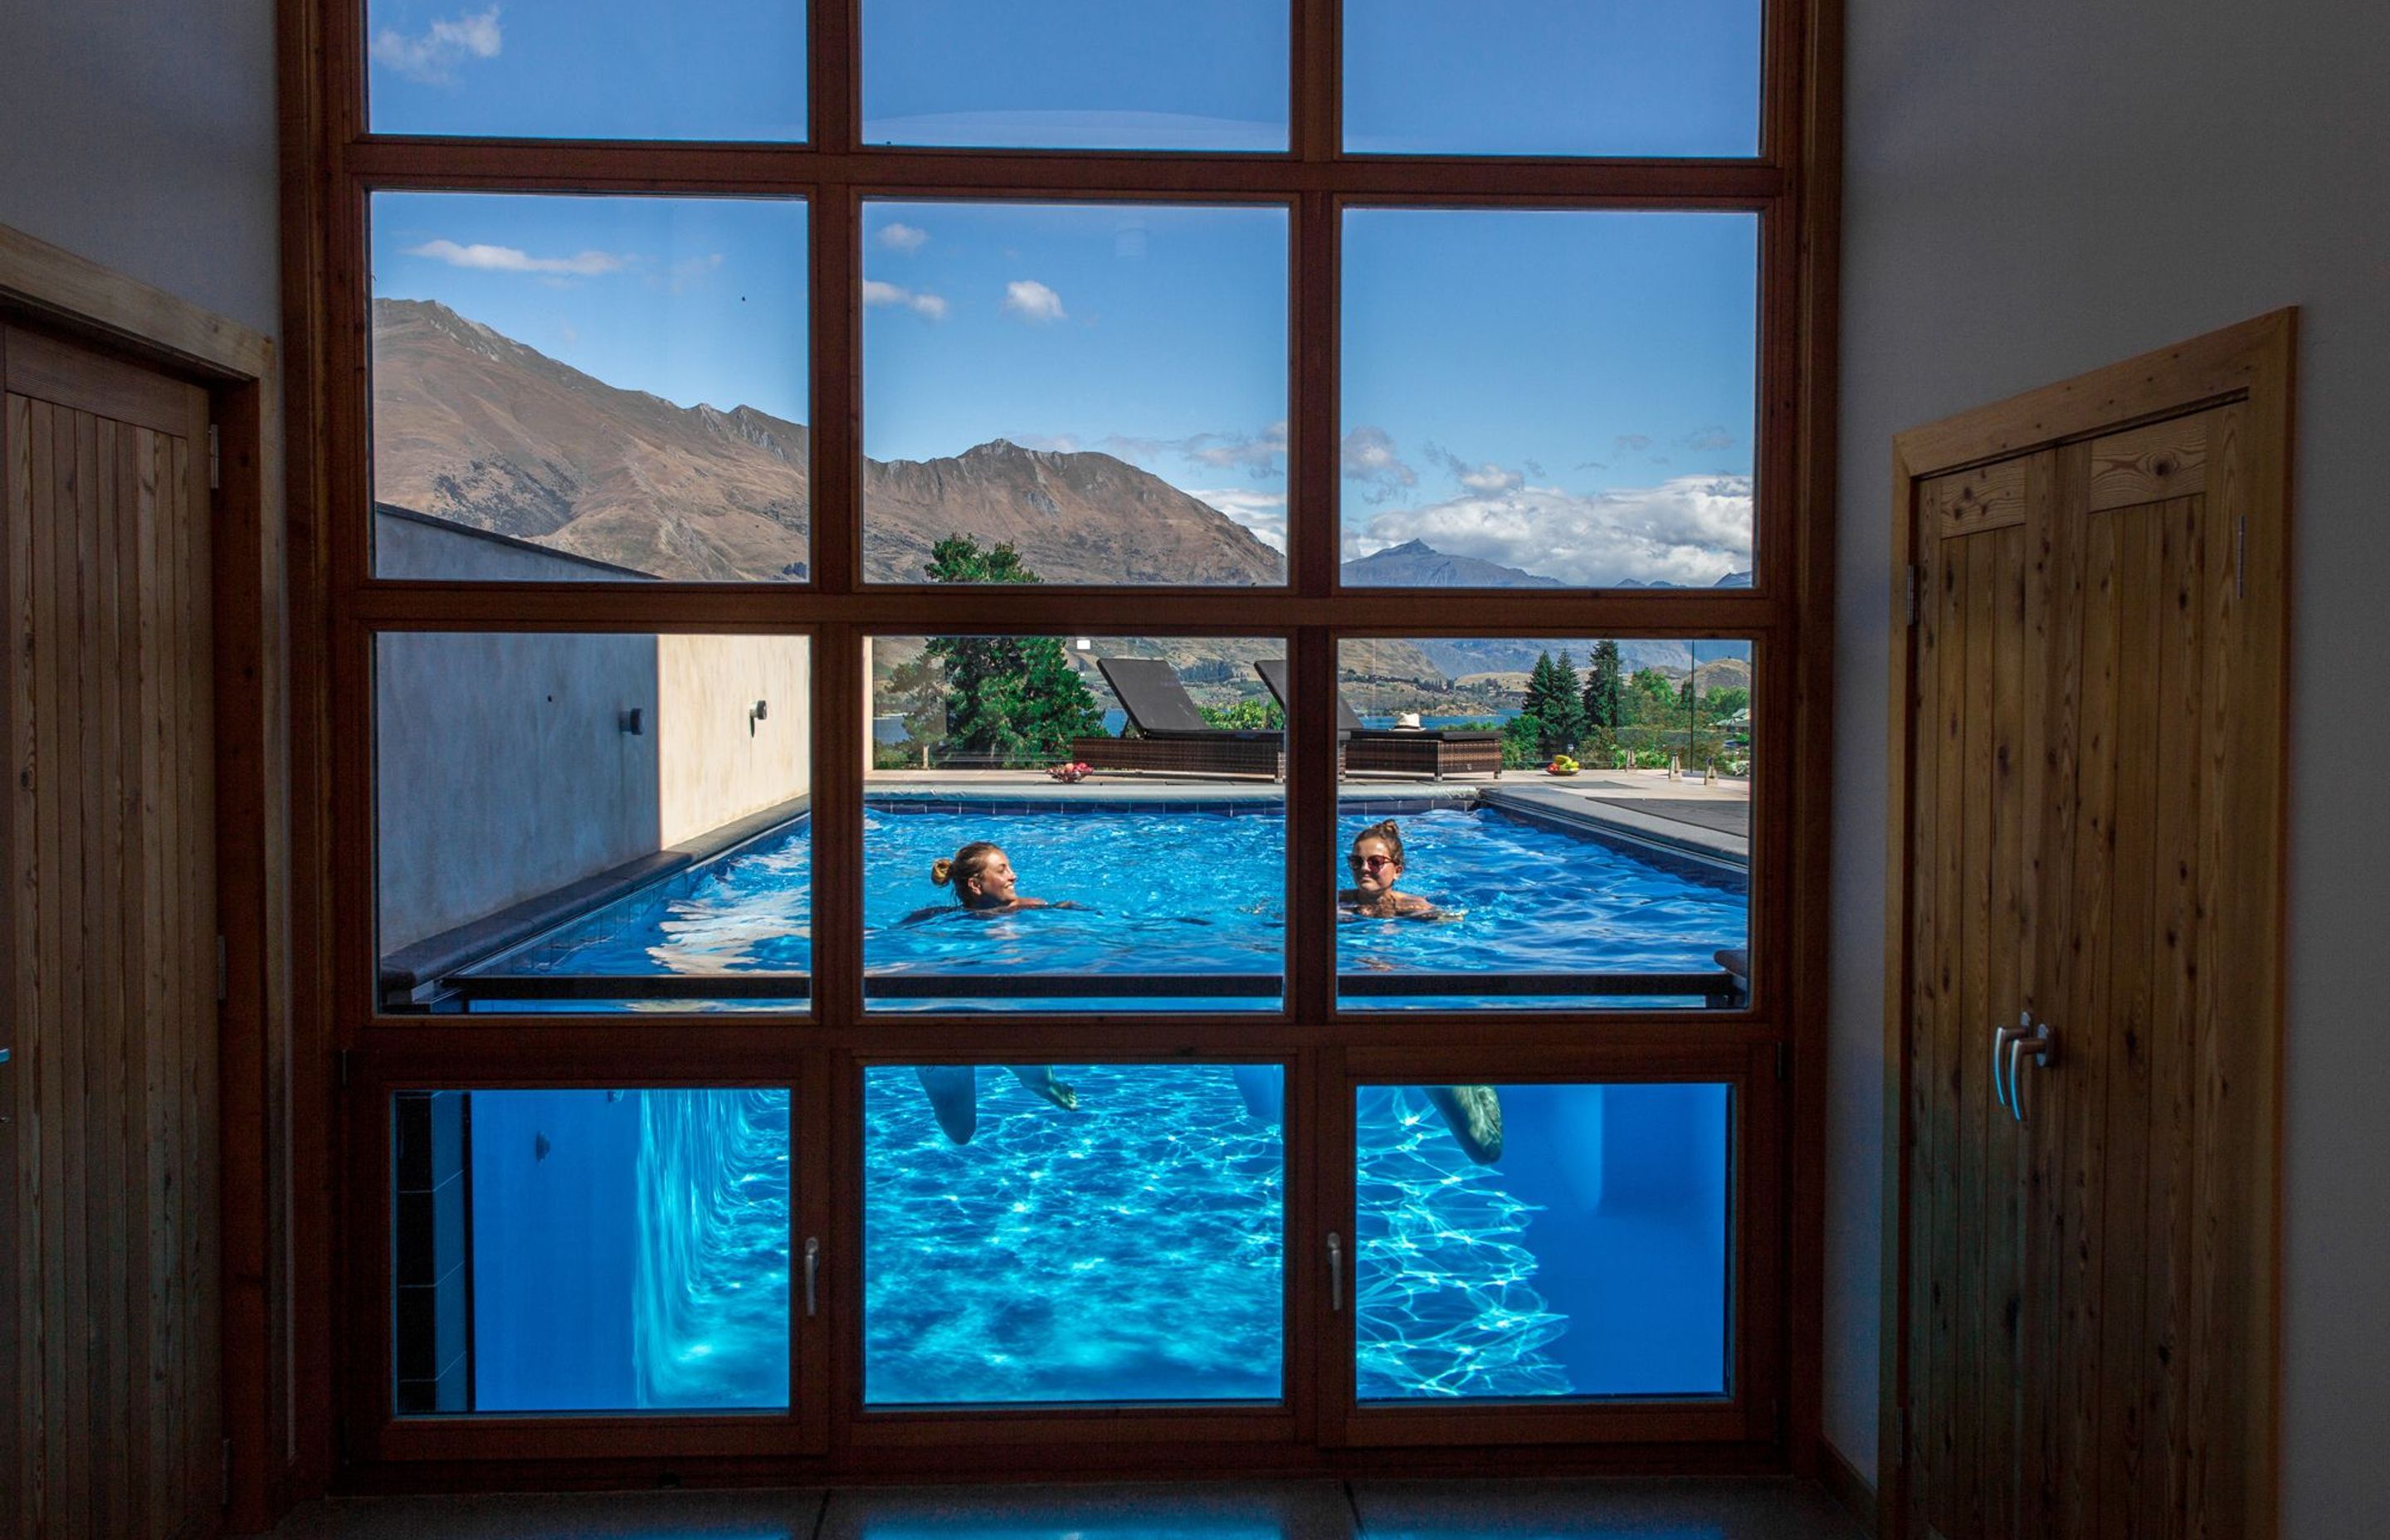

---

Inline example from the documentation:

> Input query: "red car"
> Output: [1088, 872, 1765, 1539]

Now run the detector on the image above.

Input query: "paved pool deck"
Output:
[864, 767, 1750, 868]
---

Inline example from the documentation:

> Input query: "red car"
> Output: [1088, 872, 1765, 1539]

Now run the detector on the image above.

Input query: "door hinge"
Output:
[2235, 515, 2246, 598]
[1775, 1041, 1790, 1081]
[216, 934, 227, 1002]
[207, 424, 221, 490]
[1904, 562, 1924, 626]
[221, 1435, 233, 1506]
[1896, 1405, 1911, 1468]
[338, 1047, 353, 1089]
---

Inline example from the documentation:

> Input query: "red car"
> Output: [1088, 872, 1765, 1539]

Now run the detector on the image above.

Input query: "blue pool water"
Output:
[491, 802, 1743, 1011]
[863, 1065, 1285, 1405]
[466, 1088, 791, 1411]
[446, 1072, 1727, 1412]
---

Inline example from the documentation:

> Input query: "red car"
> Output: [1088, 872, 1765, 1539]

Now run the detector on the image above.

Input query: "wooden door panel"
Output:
[1893, 319, 2290, 1540]
[1906, 469, 2040, 1540]
[3, 327, 218, 1540]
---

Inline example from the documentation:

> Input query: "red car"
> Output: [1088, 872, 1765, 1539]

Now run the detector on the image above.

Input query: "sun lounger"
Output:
[1071, 656, 1286, 779]
[1256, 659, 1504, 779]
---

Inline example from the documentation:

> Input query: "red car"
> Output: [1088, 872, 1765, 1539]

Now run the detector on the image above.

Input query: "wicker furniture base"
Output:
[1344, 733, 1505, 779]
[1070, 733, 1285, 780]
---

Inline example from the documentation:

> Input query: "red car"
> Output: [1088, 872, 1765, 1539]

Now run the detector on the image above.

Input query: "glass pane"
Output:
[376, 632, 812, 1012]
[367, 0, 807, 140]
[862, 202, 1288, 587]
[864, 0, 1287, 151]
[865, 1064, 1285, 1405]
[1355, 1081, 1729, 1400]
[866, 636, 1286, 1011]
[1341, 210, 1757, 591]
[371, 192, 809, 582]
[1334, 637, 1750, 1011]
[1344, 0, 1760, 158]
[393, 1088, 791, 1413]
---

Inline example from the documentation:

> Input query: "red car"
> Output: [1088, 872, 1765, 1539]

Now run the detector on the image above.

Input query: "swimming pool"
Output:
[471, 800, 1745, 1012]
[434, 1069, 1729, 1412]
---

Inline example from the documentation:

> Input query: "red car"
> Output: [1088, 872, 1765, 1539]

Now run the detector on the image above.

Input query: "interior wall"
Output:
[1831, 1, 2390, 1528]
[0, 0, 280, 340]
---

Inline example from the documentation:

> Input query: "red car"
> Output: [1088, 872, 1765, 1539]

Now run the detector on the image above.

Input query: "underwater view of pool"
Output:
[475, 800, 1744, 1012]
[420, 1071, 1729, 1413]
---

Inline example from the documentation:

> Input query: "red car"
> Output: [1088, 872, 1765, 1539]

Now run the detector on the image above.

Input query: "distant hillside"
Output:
[1339, 539, 1565, 589]
[1411, 636, 1753, 681]
[370, 298, 1285, 585]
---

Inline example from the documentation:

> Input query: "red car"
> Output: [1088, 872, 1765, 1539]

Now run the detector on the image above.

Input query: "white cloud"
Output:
[1003, 279, 1067, 322]
[404, 239, 625, 277]
[1681, 425, 1736, 453]
[862, 279, 949, 319]
[1340, 426, 1417, 501]
[876, 222, 929, 254]
[1191, 490, 1287, 553]
[666, 253, 724, 293]
[1104, 420, 1286, 478]
[1426, 442, 1524, 494]
[1358, 473, 1753, 587]
[1016, 434, 1082, 453]
[371, 7, 501, 85]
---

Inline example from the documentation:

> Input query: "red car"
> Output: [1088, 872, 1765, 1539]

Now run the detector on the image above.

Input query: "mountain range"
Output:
[373, 297, 1753, 668]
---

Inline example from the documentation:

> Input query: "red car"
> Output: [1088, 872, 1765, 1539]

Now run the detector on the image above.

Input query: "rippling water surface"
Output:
[861, 1065, 1286, 1404]
[500, 803, 1744, 1013]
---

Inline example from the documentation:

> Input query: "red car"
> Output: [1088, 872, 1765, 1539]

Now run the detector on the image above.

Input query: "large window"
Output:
[319, 0, 1826, 1478]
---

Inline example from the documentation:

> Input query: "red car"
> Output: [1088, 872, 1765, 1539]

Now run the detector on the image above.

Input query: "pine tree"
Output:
[1583, 639, 1625, 730]
[1549, 650, 1589, 748]
[1519, 649, 1588, 757]
[921, 535, 1103, 765]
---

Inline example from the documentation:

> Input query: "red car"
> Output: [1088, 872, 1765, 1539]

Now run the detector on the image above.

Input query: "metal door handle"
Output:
[2006, 1019, 2059, 1124]
[802, 1235, 819, 1318]
[1993, 1016, 2033, 1114]
[1326, 1232, 1344, 1313]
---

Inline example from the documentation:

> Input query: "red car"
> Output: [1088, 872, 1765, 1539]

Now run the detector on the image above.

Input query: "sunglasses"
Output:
[1347, 853, 1397, 871]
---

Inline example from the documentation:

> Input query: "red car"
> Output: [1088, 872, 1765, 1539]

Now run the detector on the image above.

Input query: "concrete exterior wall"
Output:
[656, 634, 811, 848]
[376, 630, 663, 950]
[0, 0, 280, 340]
[374, 506, 648, 582]
[1832, 2, 2390, 1528]
[374, 520, 811, 952]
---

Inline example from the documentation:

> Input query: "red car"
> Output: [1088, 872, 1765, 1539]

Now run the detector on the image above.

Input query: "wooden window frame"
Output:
[277, 0, 1843, 1493]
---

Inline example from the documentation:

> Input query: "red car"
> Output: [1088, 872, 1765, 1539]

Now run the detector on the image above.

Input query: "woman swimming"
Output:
[901, 841, 1081, 924]
[1339, 819, 1437, 919]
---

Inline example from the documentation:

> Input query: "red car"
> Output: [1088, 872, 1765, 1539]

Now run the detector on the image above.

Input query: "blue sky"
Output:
[365, 5, 1762, 583]
[367, 1, 1758, 154]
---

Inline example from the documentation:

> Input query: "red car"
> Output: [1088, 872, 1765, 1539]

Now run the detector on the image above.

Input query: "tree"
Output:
[1197, 698, 1285, 731]
[1627, 666, 1675, 724]
[882, 654, 949, 767]
[1582, 639, 1625, 731]
[920, 535, 1103, 765]
[1517, 649, 1589, 758]
[1704, 686, 1750, 723]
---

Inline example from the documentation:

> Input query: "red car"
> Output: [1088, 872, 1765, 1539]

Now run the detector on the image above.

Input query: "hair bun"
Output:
[931, 858, 954, 886]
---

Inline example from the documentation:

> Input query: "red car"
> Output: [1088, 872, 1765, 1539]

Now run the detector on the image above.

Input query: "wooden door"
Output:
[1, 324, 221, 1540]
[1893, 322, 2288, 1540]
[1903, 451, 2043, 1540]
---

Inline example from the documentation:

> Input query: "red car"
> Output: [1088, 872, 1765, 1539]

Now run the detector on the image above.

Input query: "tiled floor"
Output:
[266, 1477, 1866, 1539]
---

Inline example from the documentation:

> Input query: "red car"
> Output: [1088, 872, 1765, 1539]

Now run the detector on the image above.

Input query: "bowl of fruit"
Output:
[1545, 754, 1581, 777]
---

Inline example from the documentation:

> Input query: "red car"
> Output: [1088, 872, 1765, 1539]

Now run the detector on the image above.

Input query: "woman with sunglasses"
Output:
[1339, 819, 1437, 919]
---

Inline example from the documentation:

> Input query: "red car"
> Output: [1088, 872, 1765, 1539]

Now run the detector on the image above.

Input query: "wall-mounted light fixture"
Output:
[749, 699, 768, 737]
[617, 707, 645, 736]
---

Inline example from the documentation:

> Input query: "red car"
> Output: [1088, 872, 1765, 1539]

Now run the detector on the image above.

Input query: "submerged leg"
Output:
[1231, 1065, 1285, 1123]
[915, 1065, 979, 1144]
[1007, 1065, 1079, 1111]
[1422, 1084, 1504, 1164]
